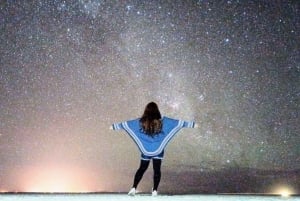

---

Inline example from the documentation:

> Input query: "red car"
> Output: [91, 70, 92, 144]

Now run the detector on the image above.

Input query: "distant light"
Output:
[280, 190, 291, 197]
[272, 185, 295, 197]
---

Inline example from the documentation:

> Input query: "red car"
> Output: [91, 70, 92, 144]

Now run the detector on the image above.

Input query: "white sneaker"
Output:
[152, 190, 158, 196]
[128, 188, 136, 196]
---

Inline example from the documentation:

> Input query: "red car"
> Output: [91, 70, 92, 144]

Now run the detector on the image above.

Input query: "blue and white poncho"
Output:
[112, 116, 195, 158]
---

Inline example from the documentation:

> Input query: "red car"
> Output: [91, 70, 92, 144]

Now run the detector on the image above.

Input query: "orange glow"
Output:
[0, 189, 8, 193]
[19, 164, 98, 192]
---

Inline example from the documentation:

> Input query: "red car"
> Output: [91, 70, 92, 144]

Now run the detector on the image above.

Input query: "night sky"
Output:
[0, 0, 299, 194]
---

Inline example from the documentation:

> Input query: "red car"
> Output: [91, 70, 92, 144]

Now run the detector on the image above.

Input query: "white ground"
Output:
[0, 194, 299, 201]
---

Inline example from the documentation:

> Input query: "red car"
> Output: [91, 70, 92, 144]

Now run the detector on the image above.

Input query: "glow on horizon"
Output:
[0, 189, 8, 193]
[18, 164, 101, 193]
[278, 188, 293, 197]
[271, 185, 295, 197]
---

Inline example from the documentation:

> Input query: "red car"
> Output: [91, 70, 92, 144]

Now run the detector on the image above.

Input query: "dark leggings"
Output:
[133, 159, 162, 191]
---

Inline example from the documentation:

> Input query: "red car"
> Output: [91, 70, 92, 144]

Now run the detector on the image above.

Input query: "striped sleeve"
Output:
[183, 120, 195, 128]
[112, 122, 124, 130]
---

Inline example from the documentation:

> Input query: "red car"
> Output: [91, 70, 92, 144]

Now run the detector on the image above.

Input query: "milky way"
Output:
[0, 0, 299, 193]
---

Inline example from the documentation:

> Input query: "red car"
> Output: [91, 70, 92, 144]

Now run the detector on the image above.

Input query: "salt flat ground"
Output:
[1, 194, 299, 201]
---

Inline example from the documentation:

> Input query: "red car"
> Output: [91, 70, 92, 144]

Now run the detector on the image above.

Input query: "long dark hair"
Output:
[140, 102, 162, 136]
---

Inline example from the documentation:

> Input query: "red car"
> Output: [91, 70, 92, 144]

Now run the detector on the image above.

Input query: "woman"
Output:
[111, 102, 196, 196]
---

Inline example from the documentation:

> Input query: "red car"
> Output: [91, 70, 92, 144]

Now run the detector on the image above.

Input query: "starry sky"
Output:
[0, 0, 299, 194]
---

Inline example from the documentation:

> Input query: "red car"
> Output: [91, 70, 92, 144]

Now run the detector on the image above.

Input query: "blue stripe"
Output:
[155, 120, 184, 154]
[122, 122, 149, 154]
